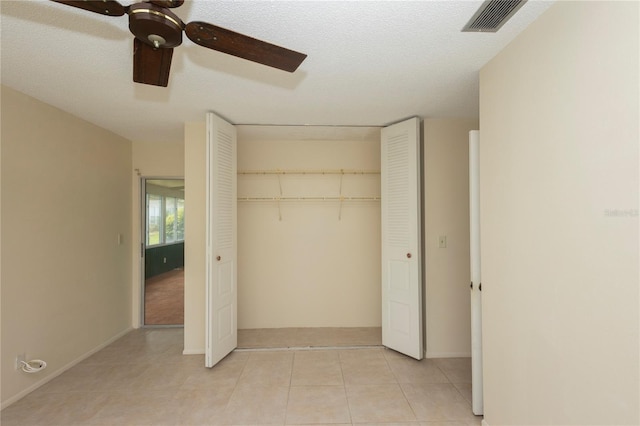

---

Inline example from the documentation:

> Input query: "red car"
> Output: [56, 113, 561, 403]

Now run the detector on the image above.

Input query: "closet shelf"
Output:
[238, 169, 380, 175]
[238, 168, 380, 219]
[238, 196, 380, 202]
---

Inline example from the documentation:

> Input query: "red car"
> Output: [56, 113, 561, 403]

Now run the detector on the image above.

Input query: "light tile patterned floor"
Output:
[1, 328, 482, 426]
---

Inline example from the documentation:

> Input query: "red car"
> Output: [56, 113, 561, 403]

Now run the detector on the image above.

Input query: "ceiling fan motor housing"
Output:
[128, 2, 184, 48]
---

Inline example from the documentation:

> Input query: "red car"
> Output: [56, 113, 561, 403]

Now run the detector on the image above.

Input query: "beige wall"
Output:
[237, 137, 381, 328]
[131, 140, 185, 326]
[479, 2, 639, 424]
[183, 122, 207, 353]
[1, 86, 133, 407]
[424, 118, 478, 357]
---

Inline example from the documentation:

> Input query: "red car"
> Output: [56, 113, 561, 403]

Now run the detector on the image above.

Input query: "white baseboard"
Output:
[426, 351, 472, 358]
[1, 327, 133, 411]
[182, 348, 205, 355]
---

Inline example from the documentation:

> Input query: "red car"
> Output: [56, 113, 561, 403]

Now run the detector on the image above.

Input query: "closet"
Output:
[236, 129, 383, 333]
[204, 114, 423, 367]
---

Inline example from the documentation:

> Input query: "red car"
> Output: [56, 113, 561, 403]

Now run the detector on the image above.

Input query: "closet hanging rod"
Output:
[238, 196, 380, 202]
[238, 169, 380, 175]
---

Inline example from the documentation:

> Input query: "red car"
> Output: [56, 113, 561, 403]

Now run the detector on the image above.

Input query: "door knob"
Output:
[406, 253, 412, 258]
[216, 255, 221, 261]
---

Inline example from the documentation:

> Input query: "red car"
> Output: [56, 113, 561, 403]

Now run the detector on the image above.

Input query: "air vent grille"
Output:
[462, 0, 527, 32]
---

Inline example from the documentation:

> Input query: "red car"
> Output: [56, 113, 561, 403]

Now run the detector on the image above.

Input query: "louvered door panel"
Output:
[206, 113, 238, 368]
[381, 117, 423, 360]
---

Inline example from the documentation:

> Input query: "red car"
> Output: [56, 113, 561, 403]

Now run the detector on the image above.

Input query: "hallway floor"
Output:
[1, 328, 481, 425]
[145, 268, 184, 325]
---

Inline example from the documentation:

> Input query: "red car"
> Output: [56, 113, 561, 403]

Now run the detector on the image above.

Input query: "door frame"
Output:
[199, 120, 424, 358]
[139, 175, 185, 328]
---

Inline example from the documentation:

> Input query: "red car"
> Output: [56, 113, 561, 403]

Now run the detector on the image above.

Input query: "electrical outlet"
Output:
[438, 236, 447, 248]
[15, 353, 25, 370]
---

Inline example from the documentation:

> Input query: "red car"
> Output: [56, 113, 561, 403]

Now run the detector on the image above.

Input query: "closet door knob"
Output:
[216, 256, 221, 261]
[406, 253, 412, 258]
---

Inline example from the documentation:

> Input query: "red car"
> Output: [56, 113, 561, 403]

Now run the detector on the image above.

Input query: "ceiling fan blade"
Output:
[148, 0, 185, 8]
[133, 38, 173, 87]
[50, 0, 126, 16]
[185, 22, 307, 72]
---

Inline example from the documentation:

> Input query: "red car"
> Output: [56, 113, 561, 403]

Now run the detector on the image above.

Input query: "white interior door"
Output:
[381, 117, 423, 360]
[469, 130, 483, 414]
[205, 112, 237, 368]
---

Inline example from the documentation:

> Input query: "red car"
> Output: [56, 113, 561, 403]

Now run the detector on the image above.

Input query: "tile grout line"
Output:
[382, 347, 420, 423]
[434, 361, 475, 408]
[283, 350, 296, 425]
[221, 351, 251, 424]
[337, 349, 354, 425]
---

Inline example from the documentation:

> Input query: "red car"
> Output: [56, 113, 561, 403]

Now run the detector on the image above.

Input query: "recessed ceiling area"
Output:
[0, 0, 554, 143]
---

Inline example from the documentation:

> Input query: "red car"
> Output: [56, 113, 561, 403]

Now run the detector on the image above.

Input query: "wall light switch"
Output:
[117, 234, 123, 245]
[439, 236, 447, 248]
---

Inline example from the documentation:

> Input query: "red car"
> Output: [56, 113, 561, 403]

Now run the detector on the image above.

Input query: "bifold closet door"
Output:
[205, 112, 238, 368]
[381, 117, 423, 360]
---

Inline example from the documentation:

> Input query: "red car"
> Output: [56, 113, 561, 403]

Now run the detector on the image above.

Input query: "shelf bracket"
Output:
[338, 170, 344, 220]
[277, 170, 283, 221]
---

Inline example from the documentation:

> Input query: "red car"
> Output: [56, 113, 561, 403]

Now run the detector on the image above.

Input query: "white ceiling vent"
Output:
[462, 0, 527, 32]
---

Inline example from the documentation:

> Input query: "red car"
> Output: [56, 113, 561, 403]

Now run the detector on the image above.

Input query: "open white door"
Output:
[381, 117, 423, 360]
[205, 112, 238, 368]
[469, 130, 483, 414]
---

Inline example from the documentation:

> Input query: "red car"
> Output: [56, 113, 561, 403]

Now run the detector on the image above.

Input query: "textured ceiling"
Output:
[1, 0, 553, 143]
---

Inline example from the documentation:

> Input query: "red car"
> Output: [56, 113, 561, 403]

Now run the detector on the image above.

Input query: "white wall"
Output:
[479, 2, 639, 424]
[1, 86, 133, 407]
[131, 140, 185, 327]
[424, 118, 478, 357]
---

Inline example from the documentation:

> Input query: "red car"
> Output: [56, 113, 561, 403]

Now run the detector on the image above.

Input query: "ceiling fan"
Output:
[50, 0, 307, 87]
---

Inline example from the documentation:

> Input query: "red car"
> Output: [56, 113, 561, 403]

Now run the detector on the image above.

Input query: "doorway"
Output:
[142, 178, 185, 326]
